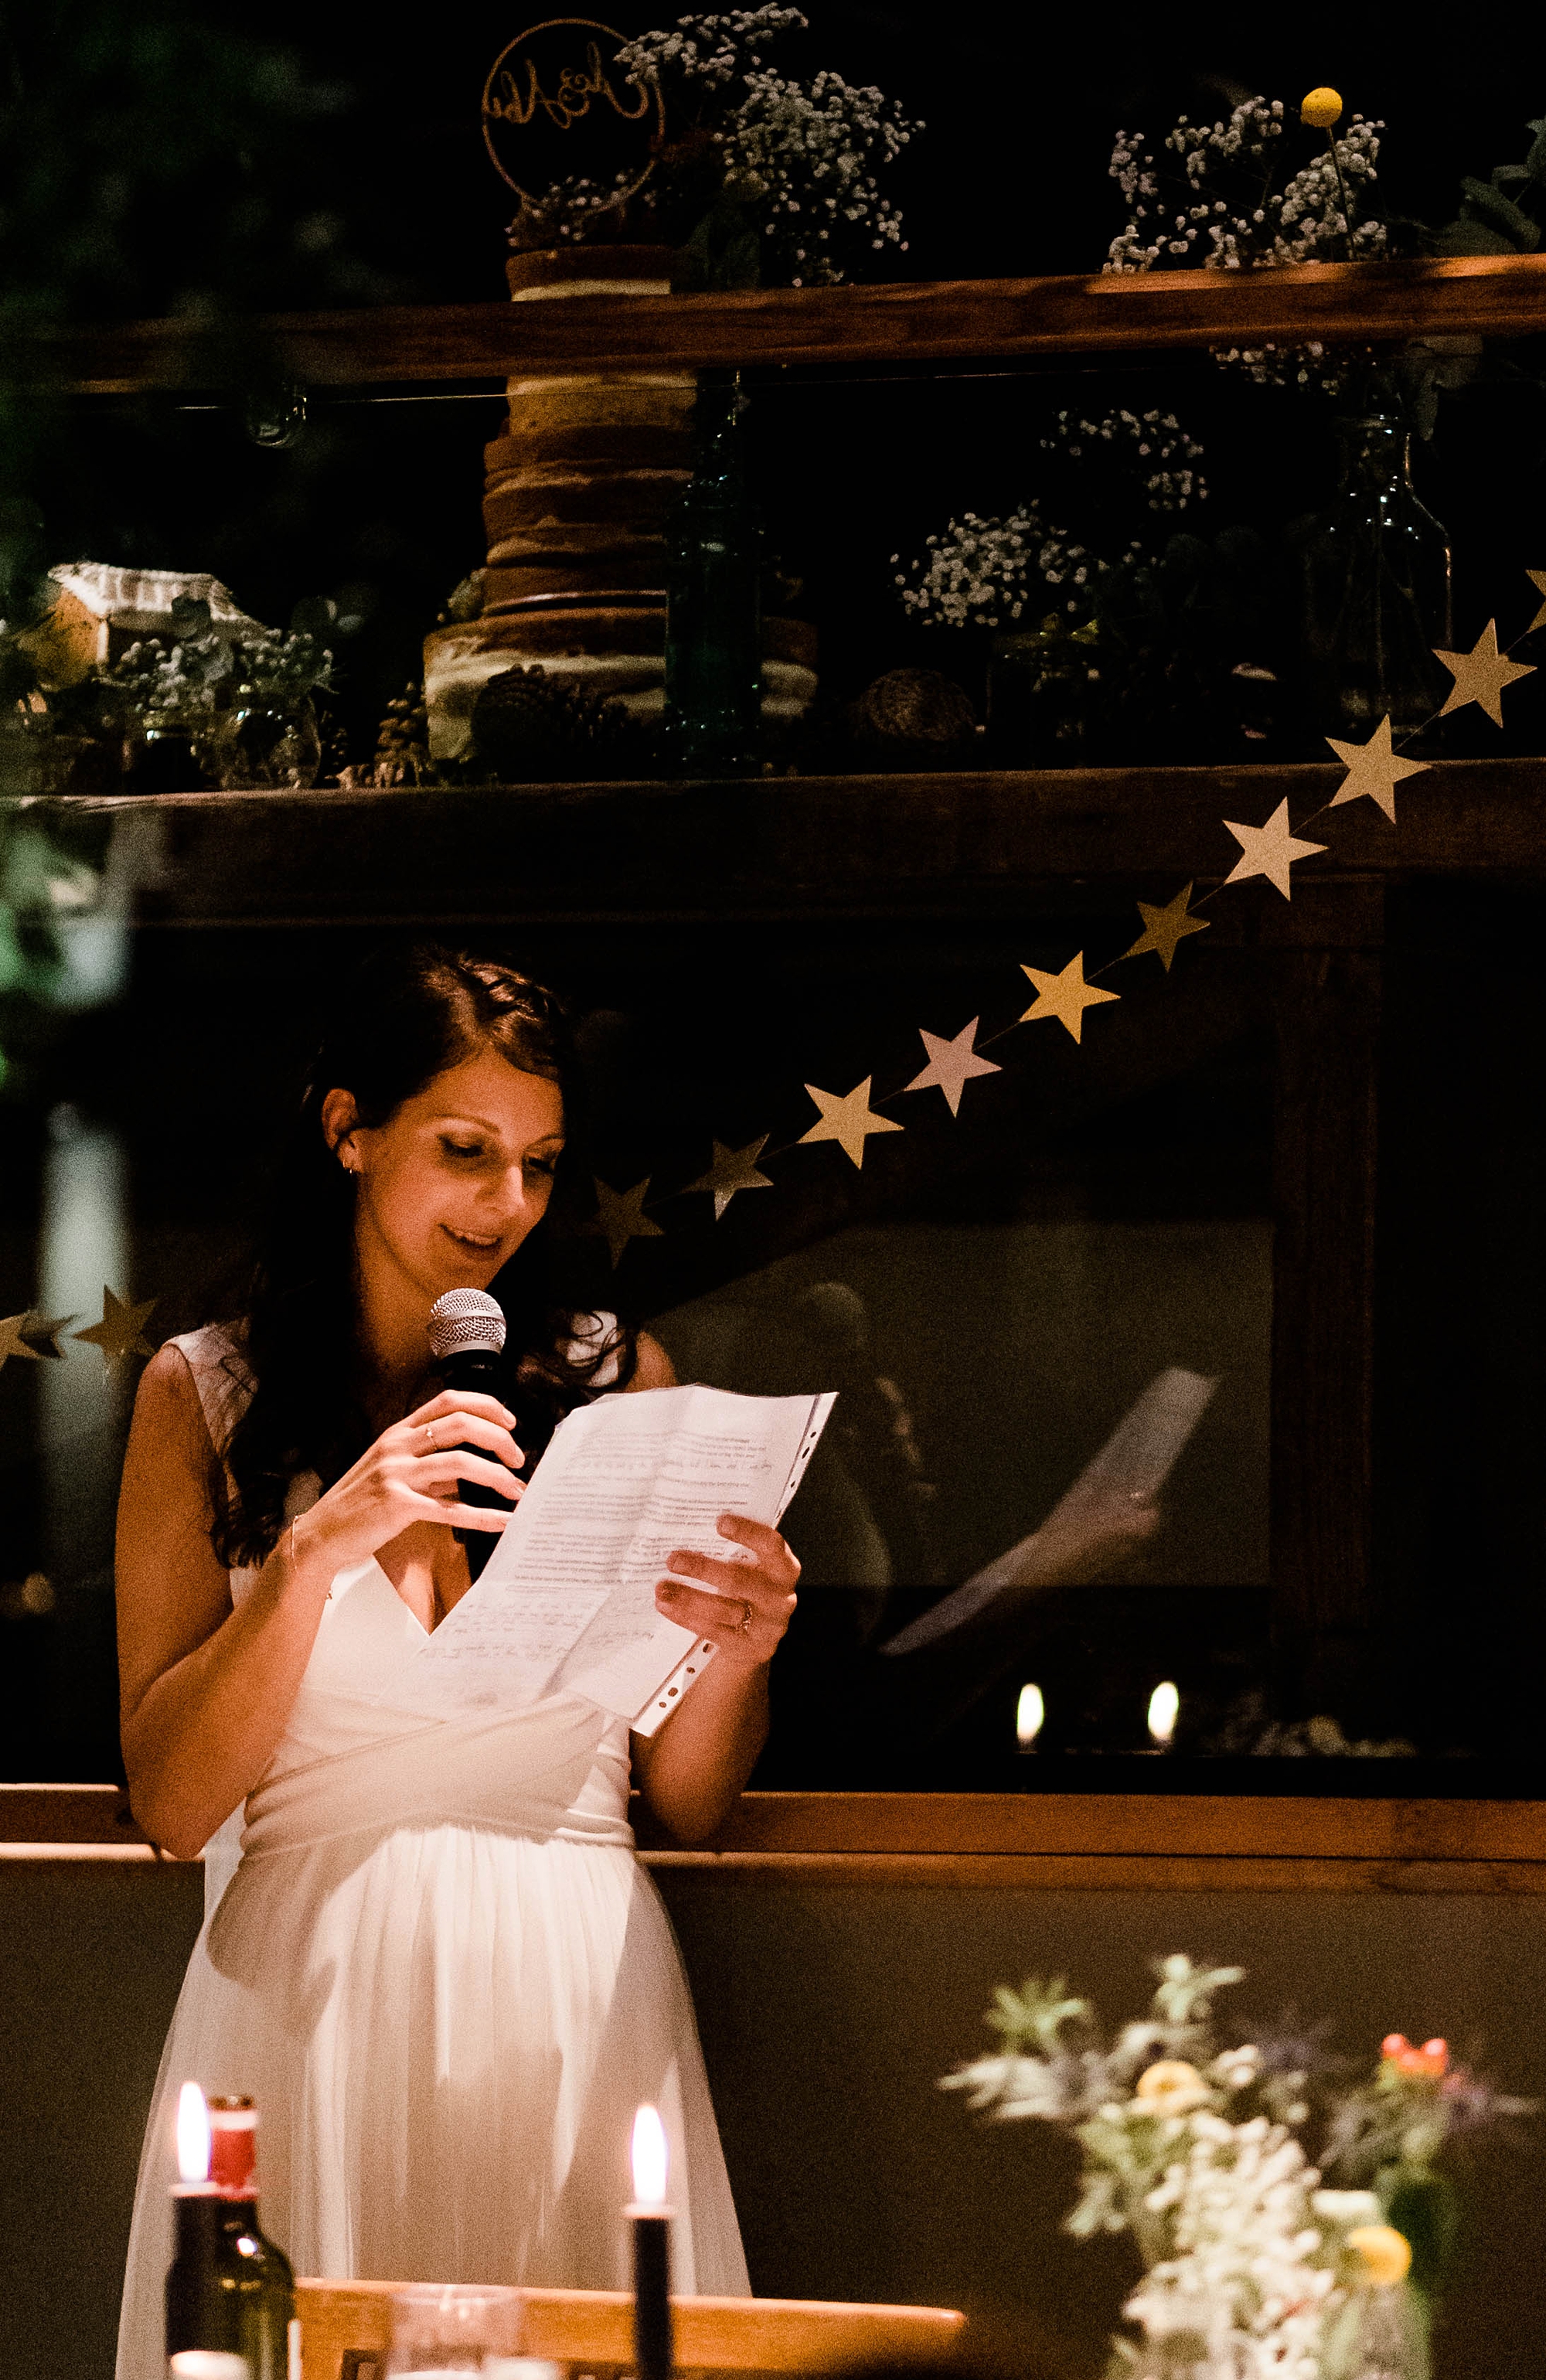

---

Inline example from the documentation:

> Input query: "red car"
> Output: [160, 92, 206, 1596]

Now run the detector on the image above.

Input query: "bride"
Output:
[114, 945, 798, 2379]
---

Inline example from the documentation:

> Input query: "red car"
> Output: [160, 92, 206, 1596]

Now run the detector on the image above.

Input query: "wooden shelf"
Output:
[8, 1786, 1544, 1893]
[40, 254, 1546, 391]
[20, 758, 1546, 927]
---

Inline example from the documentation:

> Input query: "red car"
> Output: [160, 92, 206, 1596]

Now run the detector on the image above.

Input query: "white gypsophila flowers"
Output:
[611, 9, 918, 285]
[892, 507, 1040, 629]
[893, 506, 1144, 632]
[722, 66, 915, 283]
[616, 6, 807, 95]
[1040, 406, 1207, 512]
[1104, 99, 1387, 277]
[1125, 2113, 1341, 2380]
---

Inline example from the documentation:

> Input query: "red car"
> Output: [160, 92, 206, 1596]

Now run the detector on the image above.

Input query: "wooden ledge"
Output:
[20, 761, 1546, 930]
[7, 1786, 1544, 1891]
[36, 254, 1546, 392]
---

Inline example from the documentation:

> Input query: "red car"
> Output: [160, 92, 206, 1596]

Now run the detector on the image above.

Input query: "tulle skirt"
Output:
[115, 1823, 747, 2380]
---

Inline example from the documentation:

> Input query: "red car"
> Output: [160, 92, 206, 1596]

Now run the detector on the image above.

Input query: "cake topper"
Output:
[482, 17, 664, 209]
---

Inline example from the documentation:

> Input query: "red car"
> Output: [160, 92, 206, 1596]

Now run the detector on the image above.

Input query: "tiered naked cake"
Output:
[424, 247, 817, 761]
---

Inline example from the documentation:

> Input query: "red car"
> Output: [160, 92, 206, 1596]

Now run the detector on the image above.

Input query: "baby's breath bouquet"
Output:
[516, 9, 919, 288]
[891, 407, 1227, 757]
[944, 1954, 1534, 2380]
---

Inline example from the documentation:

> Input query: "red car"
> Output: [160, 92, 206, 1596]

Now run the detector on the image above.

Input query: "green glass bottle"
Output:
[662, 368, 762, 776]
[166, 2097, 296, 2380]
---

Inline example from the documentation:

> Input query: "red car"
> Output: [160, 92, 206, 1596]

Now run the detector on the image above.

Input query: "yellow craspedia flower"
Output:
[1348, 2225, 1412, 2287]
[1134, 2060, 1207, 2110]
[1301, 87, 1343, 130]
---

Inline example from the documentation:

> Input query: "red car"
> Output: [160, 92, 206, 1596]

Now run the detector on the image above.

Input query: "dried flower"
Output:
[1135, 2060, 1210, 2111]
[1347, 2223, 1412, 2286]
[1381, 2034, 1448, 2079]
[1301, 87, 1343, 131]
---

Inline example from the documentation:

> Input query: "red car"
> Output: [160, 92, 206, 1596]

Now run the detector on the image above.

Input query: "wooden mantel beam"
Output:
[34, 253, 1546, 393]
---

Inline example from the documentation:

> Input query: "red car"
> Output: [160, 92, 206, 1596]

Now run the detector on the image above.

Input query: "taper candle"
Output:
[627, 2104, 673, 2380]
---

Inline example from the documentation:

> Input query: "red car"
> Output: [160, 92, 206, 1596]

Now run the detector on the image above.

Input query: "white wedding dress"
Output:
[115, 1323, 747, 2380]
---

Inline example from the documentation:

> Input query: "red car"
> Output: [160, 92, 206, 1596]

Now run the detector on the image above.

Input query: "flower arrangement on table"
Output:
[944, 1953, 1534, 2380]
[509, 6, 920, 288]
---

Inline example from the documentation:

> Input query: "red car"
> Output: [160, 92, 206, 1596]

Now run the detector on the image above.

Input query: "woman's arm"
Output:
[117, 1348, 339, 1858]
[117, 1349, 525, 1859]
[623, 1332, 799, 1844]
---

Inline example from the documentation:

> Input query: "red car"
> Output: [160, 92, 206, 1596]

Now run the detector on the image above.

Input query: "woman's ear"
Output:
[321, 1087, 362, 1172]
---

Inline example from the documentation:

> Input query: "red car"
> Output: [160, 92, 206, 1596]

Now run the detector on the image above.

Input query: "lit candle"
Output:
[1147, 1680, 1180, 1750]
[627, 2104, 673, 2380]
[1015, 1684, 1045, 1753]
[176, 2082, 213, 2188]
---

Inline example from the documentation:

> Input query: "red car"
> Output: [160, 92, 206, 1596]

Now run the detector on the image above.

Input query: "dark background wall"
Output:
[5, 1861, 1544, 2380]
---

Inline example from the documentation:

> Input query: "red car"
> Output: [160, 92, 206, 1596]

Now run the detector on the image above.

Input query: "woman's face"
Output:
[325, 1050, 566, 1305]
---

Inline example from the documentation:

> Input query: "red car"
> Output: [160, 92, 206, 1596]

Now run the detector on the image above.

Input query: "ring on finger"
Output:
[422, 1422, 438, 1451]
[737, 1598, 754, 1636]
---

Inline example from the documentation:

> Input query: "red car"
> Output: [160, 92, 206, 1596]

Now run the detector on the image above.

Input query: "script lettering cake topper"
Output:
[482, 17, 665, 207]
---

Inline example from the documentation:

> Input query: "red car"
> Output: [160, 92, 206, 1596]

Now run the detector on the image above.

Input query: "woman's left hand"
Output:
[655, 1516, 800, 1670]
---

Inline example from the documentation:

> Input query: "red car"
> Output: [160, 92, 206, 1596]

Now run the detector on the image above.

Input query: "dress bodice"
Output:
[168, 1319, 635, 1904]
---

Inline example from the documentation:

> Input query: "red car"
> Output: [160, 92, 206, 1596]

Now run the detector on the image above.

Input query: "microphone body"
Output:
[427, 1291, 517, 1581]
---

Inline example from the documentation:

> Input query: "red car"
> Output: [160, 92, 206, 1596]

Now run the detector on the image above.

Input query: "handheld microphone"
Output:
[427, 1289, 517, 1578]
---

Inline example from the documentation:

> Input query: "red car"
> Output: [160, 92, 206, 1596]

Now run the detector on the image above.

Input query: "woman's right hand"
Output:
[297, 1390, 524, 1576]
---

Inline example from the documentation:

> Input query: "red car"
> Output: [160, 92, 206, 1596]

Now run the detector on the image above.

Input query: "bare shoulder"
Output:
[625, 1330, 677, 1392]
[117, 1343, 234, 1720]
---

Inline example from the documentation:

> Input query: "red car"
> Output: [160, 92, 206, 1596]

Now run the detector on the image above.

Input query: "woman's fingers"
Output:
[655, 1577, 784, 1650]
[714, 1512, 801, 1579]
[403, 1492, 515, 1533]
[410, 1449, 525, 1502]
[400, 1410, 523, 1468]
[404, 1387, 518, 1433]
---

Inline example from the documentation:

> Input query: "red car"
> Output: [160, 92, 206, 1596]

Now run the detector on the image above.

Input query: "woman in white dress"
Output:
[114, 946, 799, 2380]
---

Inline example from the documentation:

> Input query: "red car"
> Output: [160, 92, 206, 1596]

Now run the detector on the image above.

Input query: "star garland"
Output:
[585, 570, 1546, 1268]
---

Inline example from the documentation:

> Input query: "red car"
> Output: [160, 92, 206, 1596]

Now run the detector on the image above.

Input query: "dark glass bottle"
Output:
[662, 368, 762, 776]
[1299, 414, 1452, 737]
[166, 2099, 296, 2380]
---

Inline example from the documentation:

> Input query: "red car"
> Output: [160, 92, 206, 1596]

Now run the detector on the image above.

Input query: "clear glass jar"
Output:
[1299, 416, 1452, 737]
[384, 2283, 526, 2375]
[211, 696, 322, 791]
[986, 620, 1097, 764]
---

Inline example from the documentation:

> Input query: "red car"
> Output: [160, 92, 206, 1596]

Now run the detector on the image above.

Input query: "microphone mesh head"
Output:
[428, 1288, 507, 1360]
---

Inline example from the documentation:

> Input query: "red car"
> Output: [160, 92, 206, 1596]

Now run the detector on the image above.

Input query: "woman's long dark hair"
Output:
[213, 943, 635, 1567]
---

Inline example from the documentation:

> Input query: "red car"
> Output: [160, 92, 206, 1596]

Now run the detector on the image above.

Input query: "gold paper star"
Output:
[1527, 570, 1546, 635]
[1019, 952, 1120, 1044]
[0, 1313, 47, 1374]
[799, 1077, 904, 1170]
[684, 1136, 775, 1221]
[19, 1313, 77, 1359]
[1326, 716, 1430, 822]
[73, 1288, 158, 1364]
[591, 1177, 665, 1268]
[1221, 799, 1327, 900]
[1122, 884, 1211, 972]
[1433, 620, 1536, 726]
[901, 1019, 1002, 1117]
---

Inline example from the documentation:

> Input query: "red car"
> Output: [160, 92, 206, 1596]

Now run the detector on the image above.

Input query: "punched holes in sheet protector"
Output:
[653, 1643, 713, 1717]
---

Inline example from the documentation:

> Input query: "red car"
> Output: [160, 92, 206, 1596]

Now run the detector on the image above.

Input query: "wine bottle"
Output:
[166, 2095, 297, 2380]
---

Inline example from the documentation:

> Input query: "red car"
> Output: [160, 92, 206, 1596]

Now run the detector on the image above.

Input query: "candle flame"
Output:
[632, 2103, 669, 2206]
[1015, 1684, 1044, 1747]
[176, 2082, 211, 2183]
[1147, 1680, 1180, 1746]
